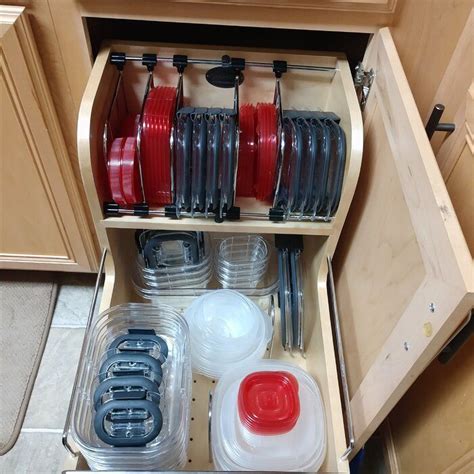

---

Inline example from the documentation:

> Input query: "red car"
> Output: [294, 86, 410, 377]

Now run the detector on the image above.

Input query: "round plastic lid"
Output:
[238, 371, 300, 435]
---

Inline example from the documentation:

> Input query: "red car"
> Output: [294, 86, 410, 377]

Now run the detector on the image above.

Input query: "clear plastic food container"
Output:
[217, 235, 270, 289]
[211, 360, 327, 472]
[70, 304, 192, 471]
[184, 290, 273, 379]
[134, 231, 213, 290]
[134, 234, 277, 301]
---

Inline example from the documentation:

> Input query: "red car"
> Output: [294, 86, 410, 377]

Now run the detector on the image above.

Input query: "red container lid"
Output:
[254, 103, 278, 202]
[238, 371, 300, 436]
[236, 104, 257, 198]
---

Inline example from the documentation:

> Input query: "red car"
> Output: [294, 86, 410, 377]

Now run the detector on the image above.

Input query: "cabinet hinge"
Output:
[354, 62, 375, 111]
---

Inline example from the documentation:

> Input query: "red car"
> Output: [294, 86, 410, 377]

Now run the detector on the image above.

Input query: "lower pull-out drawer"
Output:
[63, 231, 350, 472]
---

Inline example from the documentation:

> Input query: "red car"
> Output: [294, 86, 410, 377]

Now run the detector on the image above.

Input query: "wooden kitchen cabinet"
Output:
[0, 0, 465, 471]
[0, 6, 98, 271]
[57, 15, 473, 469]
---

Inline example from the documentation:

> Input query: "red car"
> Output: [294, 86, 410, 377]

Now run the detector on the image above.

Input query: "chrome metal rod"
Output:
[62, 249, 107, 457]
[327, 256, 355, 461]
[208, 391, 213, 463]
[122, 54, 336, 72]
[105, 206, 332, 222]
[136, 71, 155, 202]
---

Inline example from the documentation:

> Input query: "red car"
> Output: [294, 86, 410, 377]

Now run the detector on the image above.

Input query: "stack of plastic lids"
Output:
[211, 360, 327, 472]
[107, 116, 142, 206]
[70, 304, 192, 471]
[255, 103, 278, 202]
[141, 86, 176, 205]
[236, 104, 257, 197]
[217, 235, 270, 289]
[184, 290, 272, 379]
[134, 231, 212, 292]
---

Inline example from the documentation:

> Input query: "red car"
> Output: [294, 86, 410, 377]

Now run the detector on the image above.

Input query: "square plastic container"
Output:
[217, 235, 270, 289]
[211, 360, 327, 472]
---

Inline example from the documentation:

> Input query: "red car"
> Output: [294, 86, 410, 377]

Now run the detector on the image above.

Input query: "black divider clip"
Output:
[226, 206, 240, 221]
[133, 203, 149, 217]
[173, 54, 188, 74]
[269, 207, 285, 222]
[110, 52, 126, 71]
[273, 60, 287, 78]
[142, 53, 157, 72]
[104, 201, 120, 217]
[222, 55, 246, 72]
[164, 205, 180, 219]
[275, 234, 304, 251]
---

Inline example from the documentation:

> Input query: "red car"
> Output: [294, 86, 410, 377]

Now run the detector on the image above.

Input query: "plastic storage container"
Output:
[184, 290, 273, 379]
[211, 360, 326, 471]
[134, 231, 212, 290]
[216, 235, 270, 289]
[133, 234, 278, 301]
[70, 304, 192, 471]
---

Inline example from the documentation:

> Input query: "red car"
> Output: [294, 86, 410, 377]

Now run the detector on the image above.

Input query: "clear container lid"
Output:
[211, 360, 327, 472]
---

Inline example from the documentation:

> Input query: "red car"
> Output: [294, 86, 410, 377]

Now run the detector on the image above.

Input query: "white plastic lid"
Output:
[211, 360, 327, 472]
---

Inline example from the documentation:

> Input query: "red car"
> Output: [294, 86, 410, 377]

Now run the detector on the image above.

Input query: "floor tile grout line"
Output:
[50, 324, 87, 329]
[21, 428, 63, 433]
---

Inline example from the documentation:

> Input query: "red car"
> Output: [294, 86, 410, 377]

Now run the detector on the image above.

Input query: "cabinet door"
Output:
[333, 27, 473, 454]
[0, 6, 97, 271]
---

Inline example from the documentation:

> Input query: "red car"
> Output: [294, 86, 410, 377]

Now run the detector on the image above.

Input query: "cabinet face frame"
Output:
[0, 6, 98, 272]
[162, 0, 398, 13]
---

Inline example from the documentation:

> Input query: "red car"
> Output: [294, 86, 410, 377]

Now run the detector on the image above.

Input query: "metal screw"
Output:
[429, 303, 436, 313]
[404, 342, 410, 351]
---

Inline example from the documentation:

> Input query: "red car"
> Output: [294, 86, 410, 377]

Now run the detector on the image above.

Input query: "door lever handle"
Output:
[425, 104, 456, 140]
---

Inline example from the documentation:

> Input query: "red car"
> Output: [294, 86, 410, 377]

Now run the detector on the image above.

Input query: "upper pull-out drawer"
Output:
[78, 40, 363, 252]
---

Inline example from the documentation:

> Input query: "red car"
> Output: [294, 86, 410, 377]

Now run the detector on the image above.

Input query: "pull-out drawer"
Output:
[64, 26, 473, 472]
[65, 231, 349, 472]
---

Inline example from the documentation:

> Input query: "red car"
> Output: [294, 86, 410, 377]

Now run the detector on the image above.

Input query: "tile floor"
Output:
[0, 272, 389, 474]
[0, 273, 99, 474]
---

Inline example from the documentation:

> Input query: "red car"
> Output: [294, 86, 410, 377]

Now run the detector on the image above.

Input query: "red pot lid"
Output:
[238, 371, 300, 436]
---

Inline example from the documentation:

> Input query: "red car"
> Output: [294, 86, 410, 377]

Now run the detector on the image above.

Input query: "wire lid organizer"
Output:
[102, 52, 346, 224]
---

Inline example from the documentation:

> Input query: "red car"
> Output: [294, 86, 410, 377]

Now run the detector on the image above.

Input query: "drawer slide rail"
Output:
[62, 248, 107, 457]
[327, 256, 355, 461]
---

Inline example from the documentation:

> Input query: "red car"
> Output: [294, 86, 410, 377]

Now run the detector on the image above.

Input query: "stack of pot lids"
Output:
[184, 290, 272, 379]
[211, 360, 327, 472]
